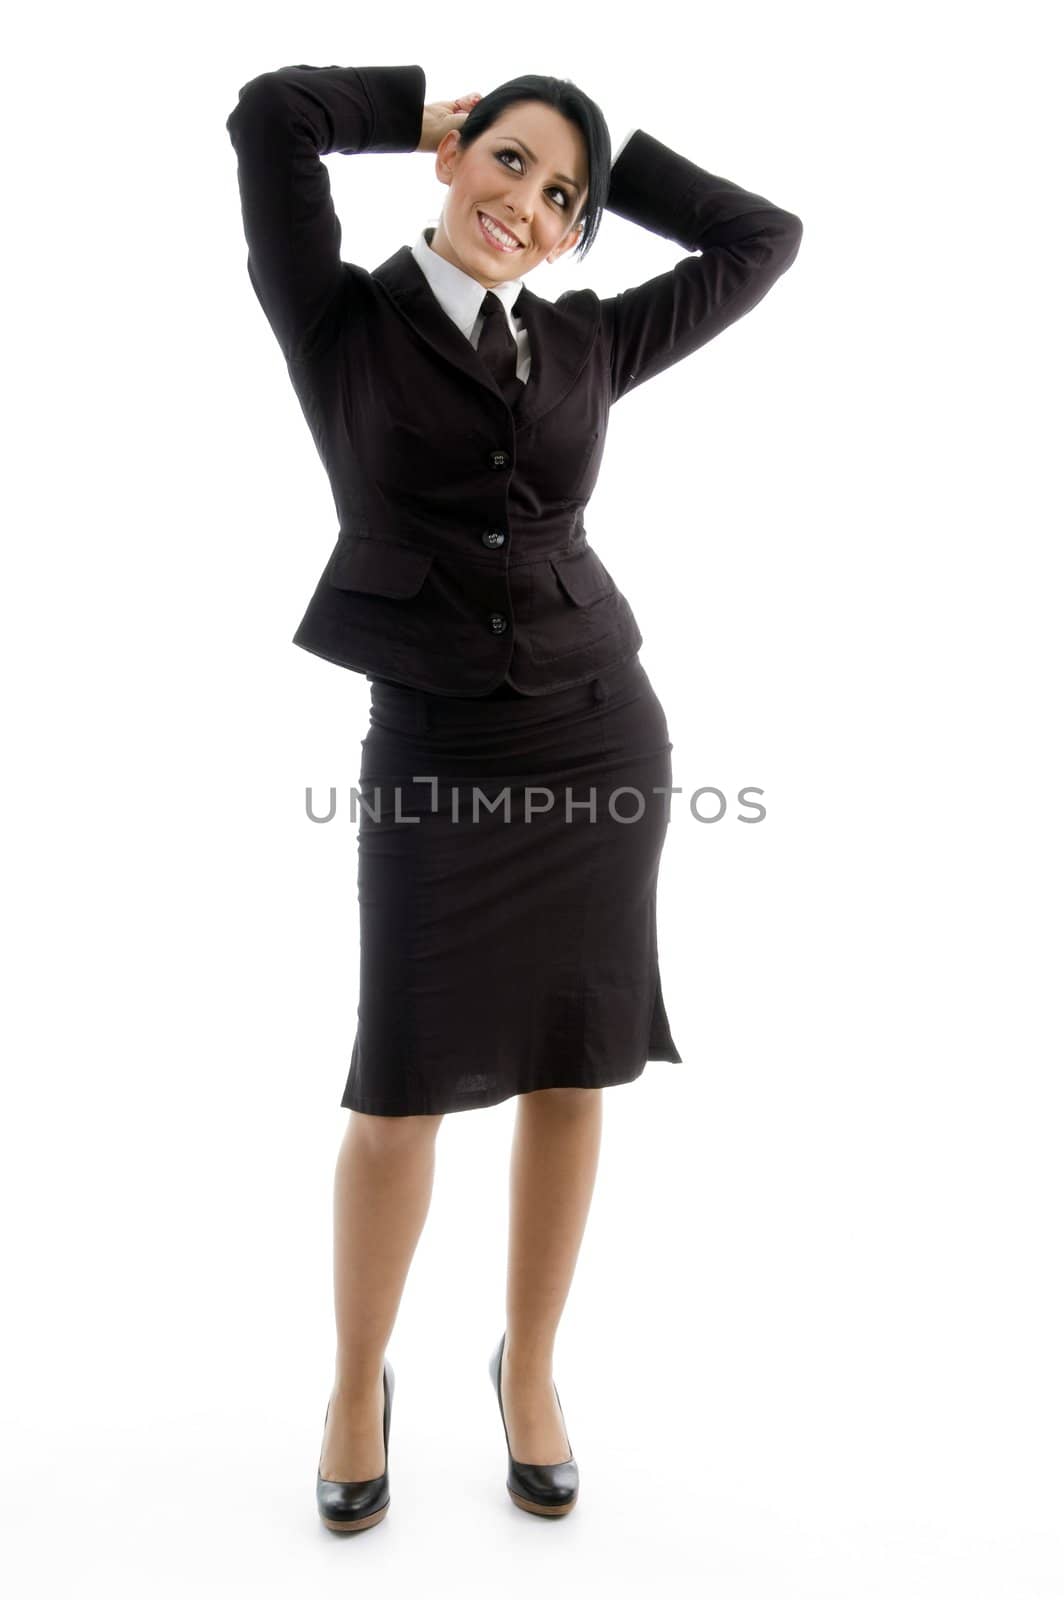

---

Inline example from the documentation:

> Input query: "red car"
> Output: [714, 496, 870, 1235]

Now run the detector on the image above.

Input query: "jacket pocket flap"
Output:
[328, 539, 434, 598]
[549, 546, 616, 607]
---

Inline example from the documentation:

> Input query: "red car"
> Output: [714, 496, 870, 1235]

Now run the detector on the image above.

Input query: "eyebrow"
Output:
[493, 133, 581, 193]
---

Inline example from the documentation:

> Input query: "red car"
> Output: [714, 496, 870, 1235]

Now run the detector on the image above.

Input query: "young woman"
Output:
[226, 61, 802, 1531]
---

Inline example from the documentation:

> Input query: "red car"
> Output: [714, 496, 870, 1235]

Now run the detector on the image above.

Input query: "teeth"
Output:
[480, 212, 520, 249]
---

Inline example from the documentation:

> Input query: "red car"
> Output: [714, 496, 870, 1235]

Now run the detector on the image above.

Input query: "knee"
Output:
[346, 1107, 444, 1155]
[524, 1086, 602, 1112]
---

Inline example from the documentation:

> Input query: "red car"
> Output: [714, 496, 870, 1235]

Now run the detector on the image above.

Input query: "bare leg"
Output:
[502, 1086, 603, 1464]
[319, 1108, 444, 1481]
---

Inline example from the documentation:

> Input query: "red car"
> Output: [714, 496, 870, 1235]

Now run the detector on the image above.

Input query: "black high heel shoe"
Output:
[488, 1331, 579, 1516]
[316, 1359, 394, 1533]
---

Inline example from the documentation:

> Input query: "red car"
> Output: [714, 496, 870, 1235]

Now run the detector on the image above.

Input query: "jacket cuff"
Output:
[354, 64, 426, 151]
[605, 129, 704, 244]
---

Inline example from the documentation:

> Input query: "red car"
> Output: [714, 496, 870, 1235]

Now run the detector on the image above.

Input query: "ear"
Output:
[546, 221, 584, 264]
[434, 128, 462, 187]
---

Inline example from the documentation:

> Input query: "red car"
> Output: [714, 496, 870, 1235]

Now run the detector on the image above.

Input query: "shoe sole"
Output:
[319, 1500, 390, 1533]
[508, 1486, 578, 1517]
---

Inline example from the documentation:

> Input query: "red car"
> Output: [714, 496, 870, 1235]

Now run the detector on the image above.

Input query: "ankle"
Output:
[503, 1338, 555, 1380]
[332, 1363, 385, 1402]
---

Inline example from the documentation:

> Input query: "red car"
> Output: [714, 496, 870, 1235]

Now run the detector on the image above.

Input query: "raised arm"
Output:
[601, 128, 803, 404]
[225, 63, 426, 363]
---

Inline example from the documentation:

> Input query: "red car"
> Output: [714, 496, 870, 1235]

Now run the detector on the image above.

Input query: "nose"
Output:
[502, 177, 536, 224]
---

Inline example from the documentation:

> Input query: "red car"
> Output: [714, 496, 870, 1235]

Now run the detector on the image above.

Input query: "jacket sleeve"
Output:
[225, 63, 426, 363]
[600, 129, 803, 404]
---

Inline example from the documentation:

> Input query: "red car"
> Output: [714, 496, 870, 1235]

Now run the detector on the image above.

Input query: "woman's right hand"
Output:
[418, 92, 482, 153]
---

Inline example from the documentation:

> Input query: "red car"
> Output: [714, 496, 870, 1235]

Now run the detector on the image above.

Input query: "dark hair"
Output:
[455, 75, 611, 260]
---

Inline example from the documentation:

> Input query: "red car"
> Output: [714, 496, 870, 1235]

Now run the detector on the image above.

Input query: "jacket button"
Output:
[489, 612, 509, 634]
[482, 529, 507, 547]
[487, 449, 510, 470]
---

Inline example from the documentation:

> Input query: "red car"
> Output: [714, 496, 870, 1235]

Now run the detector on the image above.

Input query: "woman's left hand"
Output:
[418, 92, 483, 153]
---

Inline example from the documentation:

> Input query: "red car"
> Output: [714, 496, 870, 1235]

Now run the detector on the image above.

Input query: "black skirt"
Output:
[340, 652, 683, 1116]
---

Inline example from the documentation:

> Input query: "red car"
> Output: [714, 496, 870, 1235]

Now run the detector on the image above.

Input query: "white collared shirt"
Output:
[411, 224, 532, 383]
[409, 127, 636, 388]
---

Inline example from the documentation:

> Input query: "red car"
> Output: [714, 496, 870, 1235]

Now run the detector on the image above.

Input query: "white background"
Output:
[3, 2, 1061, 1595]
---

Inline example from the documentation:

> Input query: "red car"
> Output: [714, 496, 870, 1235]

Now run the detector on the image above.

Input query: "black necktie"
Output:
[476, 291, 524, 407]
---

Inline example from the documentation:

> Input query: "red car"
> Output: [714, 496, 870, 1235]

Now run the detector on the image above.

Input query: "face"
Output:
[430, 100, 590, 289]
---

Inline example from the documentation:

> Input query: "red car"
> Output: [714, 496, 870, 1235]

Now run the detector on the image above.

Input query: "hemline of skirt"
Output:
[339, 1047, 685, 1118]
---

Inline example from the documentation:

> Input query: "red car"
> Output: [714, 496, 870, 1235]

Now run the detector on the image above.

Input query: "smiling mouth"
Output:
[477, 210, 525, 250]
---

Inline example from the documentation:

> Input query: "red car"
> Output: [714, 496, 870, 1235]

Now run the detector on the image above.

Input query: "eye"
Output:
[495, 147, 571, 209]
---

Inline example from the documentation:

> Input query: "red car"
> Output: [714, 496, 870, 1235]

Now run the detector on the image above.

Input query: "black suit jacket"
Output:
[225, 63, 803, 696]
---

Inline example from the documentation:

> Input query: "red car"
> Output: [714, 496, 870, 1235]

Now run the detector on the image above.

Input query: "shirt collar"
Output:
[411, 225, 525, 341]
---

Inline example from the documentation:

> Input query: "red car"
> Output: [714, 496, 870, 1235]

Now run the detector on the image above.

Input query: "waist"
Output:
[368, 652, 647, 732]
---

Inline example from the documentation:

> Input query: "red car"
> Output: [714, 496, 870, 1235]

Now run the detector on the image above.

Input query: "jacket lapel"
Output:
[370, 246, 597, 430]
